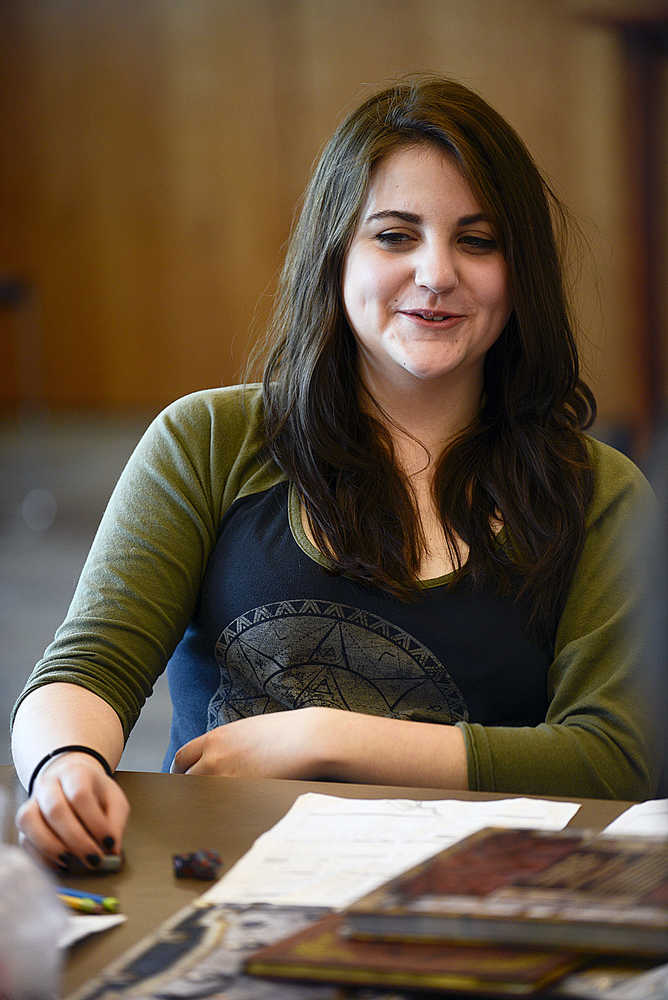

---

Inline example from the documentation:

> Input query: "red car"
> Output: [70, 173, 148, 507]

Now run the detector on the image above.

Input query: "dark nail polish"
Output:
[60, 853, 87, 875]
[58, 852, 70, 866]
[102, 835, 115, 851]
[87, 853, 101, 867]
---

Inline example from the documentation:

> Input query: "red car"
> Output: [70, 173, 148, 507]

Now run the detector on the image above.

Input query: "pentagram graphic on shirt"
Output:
[208, 599, 468, 728]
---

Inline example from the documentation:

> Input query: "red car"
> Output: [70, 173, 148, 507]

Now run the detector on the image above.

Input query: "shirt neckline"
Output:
[287, 482, 459, 590]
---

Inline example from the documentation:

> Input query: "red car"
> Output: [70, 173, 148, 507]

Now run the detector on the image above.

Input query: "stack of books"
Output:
[244, 827, 668, 996]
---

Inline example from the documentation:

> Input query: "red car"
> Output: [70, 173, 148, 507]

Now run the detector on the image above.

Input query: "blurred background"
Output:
[1, 0, 666, 769]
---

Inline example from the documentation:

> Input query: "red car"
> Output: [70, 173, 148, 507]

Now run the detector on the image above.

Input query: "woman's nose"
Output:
[414, 243, 458, 294]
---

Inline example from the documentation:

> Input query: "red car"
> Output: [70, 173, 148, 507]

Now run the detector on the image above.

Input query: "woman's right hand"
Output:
[15, 751, 130, 871]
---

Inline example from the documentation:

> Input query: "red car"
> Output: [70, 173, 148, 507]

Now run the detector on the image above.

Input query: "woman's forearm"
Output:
[11, 683, 125, 790]
[313, 708, 469, 789]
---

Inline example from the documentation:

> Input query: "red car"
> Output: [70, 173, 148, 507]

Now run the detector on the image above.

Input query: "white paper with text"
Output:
[204, 793, 580, 909]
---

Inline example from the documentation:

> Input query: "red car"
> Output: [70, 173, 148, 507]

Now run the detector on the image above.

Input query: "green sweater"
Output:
[11, 386, 660, 799]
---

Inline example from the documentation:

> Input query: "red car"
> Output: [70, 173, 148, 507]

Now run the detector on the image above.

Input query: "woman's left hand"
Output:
[170, 707, 327, 778]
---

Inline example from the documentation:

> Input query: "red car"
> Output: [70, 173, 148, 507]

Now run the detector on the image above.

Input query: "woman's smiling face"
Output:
[342, 143, 512, 400]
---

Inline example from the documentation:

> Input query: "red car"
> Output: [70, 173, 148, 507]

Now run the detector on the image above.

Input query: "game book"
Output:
[64, 896, 667, 1000]
[244, 911, 582, 996]
[342, 827, 668, 957]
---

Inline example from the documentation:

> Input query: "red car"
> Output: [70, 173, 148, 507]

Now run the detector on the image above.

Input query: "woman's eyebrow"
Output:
[365, 209, 490, 225]
[458, 212, 489, 226]
[366, 209, 421, 224]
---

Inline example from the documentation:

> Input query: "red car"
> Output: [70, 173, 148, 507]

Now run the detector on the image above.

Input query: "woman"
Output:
[12, 76, 658, 870]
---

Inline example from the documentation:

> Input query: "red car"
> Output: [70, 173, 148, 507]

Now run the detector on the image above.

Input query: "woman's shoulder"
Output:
[131, 383, 270, 490]
[147, 383, 267, 458]
[125, 383, 281, 515]
[158, 383, 264, 433]
[584, 433, 655, 526]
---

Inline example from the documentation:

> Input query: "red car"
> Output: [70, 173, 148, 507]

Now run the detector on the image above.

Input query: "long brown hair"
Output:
[259, 76, 596, 641]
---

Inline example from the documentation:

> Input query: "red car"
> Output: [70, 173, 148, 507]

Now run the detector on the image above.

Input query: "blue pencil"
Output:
[59, 886, 119, 912]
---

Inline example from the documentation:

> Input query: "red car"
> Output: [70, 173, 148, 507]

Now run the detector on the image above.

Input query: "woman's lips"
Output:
[398, 309, 465, 328]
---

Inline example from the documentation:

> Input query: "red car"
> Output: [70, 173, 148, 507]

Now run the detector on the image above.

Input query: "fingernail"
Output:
[58, 852, 70, 866]
[87, 853, 101, 867]
[102, 835, 115, 851]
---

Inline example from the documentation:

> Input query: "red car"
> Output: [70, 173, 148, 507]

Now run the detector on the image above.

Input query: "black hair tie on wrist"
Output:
[28, 745, 113, 797]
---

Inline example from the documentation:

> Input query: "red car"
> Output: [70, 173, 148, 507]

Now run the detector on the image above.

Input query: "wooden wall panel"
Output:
[3, 0, 290, 409]
[1, 0, 665, 436]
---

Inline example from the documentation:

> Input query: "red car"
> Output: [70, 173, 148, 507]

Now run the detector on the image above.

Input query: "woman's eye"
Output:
[375, 231, 413, 247]
[459, 235, 498, 252]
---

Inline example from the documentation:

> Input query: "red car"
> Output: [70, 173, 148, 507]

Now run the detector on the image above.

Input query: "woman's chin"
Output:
[395, 357, 466, 384]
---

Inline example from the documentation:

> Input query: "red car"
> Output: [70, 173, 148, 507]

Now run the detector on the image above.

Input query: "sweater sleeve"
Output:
[10, 386, 272, 740]
[458, 439, 661, 801]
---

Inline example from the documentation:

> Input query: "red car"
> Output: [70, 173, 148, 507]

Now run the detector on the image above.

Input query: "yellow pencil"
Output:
[58, 887, 119, 912]
[58, 893, 104, 914]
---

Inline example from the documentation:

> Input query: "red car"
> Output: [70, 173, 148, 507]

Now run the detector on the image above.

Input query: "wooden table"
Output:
[0, 766, 634, 997]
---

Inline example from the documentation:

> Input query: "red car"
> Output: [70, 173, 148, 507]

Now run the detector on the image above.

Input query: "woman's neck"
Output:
[360, 373, 482, 478]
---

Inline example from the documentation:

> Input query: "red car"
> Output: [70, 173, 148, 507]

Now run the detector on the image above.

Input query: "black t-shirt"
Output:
[164, 481, 550, 768]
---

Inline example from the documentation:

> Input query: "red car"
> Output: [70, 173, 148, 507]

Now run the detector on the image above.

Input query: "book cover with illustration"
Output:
[344, 827, 668, 956]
